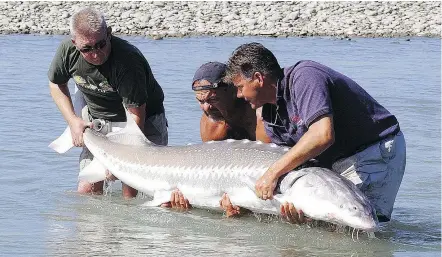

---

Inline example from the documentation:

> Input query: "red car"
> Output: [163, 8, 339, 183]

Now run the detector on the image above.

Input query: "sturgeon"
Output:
[78, 109, 379, 232]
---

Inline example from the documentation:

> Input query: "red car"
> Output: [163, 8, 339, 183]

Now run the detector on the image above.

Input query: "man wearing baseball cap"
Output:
[161, 62, 270, 213]
[192, 61, 270, 142]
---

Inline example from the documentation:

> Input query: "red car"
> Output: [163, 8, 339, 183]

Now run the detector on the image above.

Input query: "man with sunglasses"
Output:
[161, 62, 270, 213]
[48, 7, 167, 198]
[221, 42, 406, 224]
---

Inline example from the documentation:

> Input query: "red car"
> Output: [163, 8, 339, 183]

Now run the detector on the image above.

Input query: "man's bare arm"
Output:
[49, 81, 89, 146]
[255, 118, 271, 143]
[200, 114, 229, 142]
[49, 82, 76, 123]
[255, 107, 271, 143]
[127, 103, 146, 130]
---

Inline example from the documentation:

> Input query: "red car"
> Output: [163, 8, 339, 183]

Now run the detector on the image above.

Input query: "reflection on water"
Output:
[0, 35, 440, 256]
[46, 192, 399, 257]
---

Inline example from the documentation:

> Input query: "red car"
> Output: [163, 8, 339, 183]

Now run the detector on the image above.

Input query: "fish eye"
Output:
[353, 206, 357, 210]
[340, 204, 343, 209]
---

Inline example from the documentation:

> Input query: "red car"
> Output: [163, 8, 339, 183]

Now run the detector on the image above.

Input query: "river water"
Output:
[0, 34, 440, 256]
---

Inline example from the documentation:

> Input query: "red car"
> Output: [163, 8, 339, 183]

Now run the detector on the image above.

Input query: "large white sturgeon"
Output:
[49, 87, 378, 231]
[76, 108, 378, 232]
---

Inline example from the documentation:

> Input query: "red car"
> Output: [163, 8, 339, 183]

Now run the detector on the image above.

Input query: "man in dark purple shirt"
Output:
[223, 42, 406, 223]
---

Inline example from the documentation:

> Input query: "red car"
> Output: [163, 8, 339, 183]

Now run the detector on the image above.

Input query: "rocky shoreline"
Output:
[0, 1, 440, 39]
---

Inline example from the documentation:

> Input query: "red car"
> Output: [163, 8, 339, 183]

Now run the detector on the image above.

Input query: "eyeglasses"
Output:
[192, 82, 226, 91]
[78, 34, 109, 53]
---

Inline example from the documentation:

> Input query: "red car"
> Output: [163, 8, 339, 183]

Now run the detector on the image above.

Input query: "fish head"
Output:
[327, 190, 379, 232]
[281, 168, 379, 232]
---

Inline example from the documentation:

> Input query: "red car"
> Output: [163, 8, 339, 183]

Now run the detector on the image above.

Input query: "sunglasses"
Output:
[192, 82, 227, 91]
[78, 35, 109, 53]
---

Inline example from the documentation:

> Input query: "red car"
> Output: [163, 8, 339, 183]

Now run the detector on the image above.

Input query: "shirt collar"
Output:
[262, 68, 285, 123]
[276, 68, 285, 100]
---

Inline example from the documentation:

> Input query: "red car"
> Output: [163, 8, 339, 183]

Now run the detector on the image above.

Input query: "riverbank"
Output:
[0, 1, 440, 38]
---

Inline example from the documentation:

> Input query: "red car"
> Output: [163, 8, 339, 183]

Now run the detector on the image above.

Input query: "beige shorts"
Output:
[332, 131, 406, 221]
[79, 107, 168, 174]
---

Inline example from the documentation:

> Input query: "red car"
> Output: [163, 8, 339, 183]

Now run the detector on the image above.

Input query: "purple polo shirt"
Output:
[262, 60, 400, 167]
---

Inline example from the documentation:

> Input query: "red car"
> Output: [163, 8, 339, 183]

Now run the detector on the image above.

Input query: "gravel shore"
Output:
[0, 1, 440, 38]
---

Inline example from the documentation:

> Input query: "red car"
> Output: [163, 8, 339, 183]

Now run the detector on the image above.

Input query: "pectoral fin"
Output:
[78, 158, 107, 183]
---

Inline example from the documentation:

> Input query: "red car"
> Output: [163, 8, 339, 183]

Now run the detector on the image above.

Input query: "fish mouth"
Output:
[360, 224, 379, 233]
[353, 219, 379, 232]
[342, 214, 379, 232]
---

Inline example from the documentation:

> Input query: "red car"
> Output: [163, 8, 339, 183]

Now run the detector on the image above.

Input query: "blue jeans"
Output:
[332, 132, 406, 221]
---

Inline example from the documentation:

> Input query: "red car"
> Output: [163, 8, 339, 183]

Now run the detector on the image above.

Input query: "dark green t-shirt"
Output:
[48, 36, 164, 122]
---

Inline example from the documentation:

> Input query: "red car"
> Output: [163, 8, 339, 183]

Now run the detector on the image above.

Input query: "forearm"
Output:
[268, 134, 329, 178]
[267, 116, 335, 179]
[127, 104, 146, 130]
[49, 82, 77, 124]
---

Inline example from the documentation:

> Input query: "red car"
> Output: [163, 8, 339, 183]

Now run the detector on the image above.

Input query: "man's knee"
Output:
[122, 183, 138, 198]
[78, 180, 104, 194]
[78, 147, 104, 194]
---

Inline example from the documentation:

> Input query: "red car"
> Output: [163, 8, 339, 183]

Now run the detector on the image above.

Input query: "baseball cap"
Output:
[192, 62, 227, 91]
